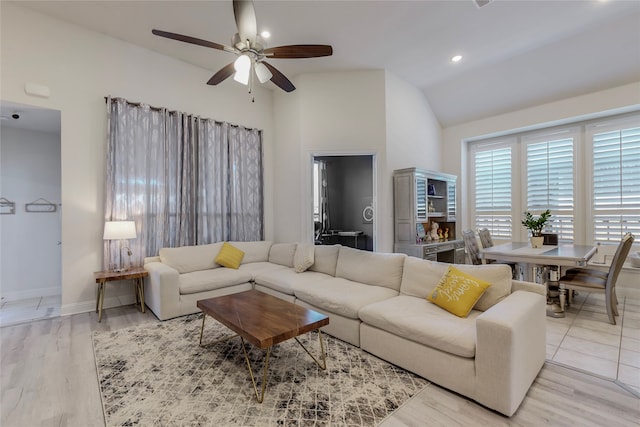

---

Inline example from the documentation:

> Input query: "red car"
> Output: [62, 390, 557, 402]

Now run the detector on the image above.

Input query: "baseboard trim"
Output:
[61, 294, 136, 317]
[1, 286, 60, 302]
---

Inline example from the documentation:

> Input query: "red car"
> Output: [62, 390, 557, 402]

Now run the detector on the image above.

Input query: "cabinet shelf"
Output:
[393, 167, 458, 252]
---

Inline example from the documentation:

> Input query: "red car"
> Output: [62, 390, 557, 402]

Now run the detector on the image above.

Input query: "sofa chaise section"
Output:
[359, 258, 546, 416]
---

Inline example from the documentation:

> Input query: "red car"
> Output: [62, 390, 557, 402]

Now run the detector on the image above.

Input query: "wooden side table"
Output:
[93, 267, 148, 322]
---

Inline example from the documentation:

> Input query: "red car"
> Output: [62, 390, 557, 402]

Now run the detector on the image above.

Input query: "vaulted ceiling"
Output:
[11, 0, 640, 127]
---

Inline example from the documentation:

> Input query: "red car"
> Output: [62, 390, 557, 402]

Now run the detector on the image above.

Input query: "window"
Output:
[588, 120, 640, 242]
[524, 131, 575, 242]
[470, 142, 513, 238]
[468, 112, 640, 245]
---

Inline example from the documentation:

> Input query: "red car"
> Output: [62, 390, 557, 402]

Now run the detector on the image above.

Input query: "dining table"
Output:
[480, 242, 597, 318]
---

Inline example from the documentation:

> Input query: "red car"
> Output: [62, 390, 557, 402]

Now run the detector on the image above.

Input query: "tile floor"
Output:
[0, 295, 60, 327]
[546, 292, 640, 395]
[1, 292, 638, 395]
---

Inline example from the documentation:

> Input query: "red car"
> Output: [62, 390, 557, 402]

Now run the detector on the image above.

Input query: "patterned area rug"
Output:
[92, 314, 428, 426]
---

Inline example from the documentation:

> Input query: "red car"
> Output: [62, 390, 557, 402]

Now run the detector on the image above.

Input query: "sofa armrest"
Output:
[474, 290, 546, 416]
[511, 279, 547, 296]
[143, 261, 180, 320]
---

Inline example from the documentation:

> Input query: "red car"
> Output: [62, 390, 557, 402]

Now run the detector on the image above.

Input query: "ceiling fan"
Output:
[152, 0, 333, 93]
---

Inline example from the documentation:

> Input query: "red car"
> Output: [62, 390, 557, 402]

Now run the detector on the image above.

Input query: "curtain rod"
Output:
[103, 96, 261, 132]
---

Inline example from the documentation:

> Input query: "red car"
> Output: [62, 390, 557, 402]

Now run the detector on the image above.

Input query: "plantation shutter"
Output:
[589, 121, 640, 242]
[472, 144, 513, 238]
[524, 132, 575, 242]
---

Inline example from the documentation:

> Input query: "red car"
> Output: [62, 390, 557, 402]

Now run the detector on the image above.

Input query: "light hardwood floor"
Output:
[2, 306, 639, 427]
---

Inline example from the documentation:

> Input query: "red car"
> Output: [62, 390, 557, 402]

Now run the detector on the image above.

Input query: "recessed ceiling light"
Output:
[260, 30, 271, 39]
[451, 55, 462, 63]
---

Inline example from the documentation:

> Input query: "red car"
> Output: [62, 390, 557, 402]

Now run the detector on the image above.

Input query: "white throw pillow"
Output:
[268, 243, 297, 267]
[294, 244, 315, 273]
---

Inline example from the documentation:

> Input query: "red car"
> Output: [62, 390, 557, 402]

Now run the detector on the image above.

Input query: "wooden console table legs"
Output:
[93, 268, 148, 323]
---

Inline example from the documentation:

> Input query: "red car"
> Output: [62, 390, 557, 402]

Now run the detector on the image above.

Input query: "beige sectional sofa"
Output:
[143, 241, 546, 417]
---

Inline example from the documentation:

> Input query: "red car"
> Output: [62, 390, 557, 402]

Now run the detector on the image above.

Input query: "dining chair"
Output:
[558, 232, 634, 325]
[477, 228, 494, 249]
[478, 228, 519, 279]
[564, 232, 635, 312]
[463, 229, 483, 265]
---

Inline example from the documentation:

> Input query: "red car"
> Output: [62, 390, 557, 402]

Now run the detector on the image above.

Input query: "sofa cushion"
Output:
[308, 245, 340, 276]
[254, 268, 333, 296]
[294, 244, 315, 273]
[359, 295, 480, 358]
[227, 241, 273, 264]
[427, 266, 491, 318]
[268, 243, 297, 267]
[179, 268, 252, 295]
[238, 262, 288, 278]
[215, 242, 245, 269]
[294, 277, 397, 319]
[159, 242, 223, 274]
[336, 246, 406, 291]
[400, 257, 512, 312]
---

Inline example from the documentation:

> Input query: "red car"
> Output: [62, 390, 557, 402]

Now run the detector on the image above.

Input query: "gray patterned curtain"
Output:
[104, 97, 263, 268]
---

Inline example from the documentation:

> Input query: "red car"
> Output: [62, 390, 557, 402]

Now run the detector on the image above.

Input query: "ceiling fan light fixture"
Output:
[233, 54, 251, 85]
[152, 0, 331, 94]
[255, 62, 273, 83]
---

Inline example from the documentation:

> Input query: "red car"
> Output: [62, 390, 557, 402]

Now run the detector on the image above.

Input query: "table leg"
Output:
[95, 282, 101, 313]
[559, 286, 567, 311]
[240, 336, 271, 403]
[294, 329, 327, 370]
[199, 314, 238, 347]
[199, 314, 206, 345]
[137, 278, 145, 313]
[527, 265, 566, 319]
[97, 282, 105, 322]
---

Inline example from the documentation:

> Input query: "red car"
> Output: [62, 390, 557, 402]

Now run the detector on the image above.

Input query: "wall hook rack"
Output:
[25, 198, 58, 213]
[0, 197, 16, 215]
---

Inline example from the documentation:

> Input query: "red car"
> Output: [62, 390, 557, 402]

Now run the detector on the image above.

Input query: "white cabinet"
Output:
[393, 168, 462, 263]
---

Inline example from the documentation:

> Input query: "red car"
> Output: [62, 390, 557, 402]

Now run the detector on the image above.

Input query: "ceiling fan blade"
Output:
[233, 0, 257, 45]
[207, 62, 236, 85]
[264, 45, 333, 59]
[262, 62, 295, 93]
[152, 29, 234, 52]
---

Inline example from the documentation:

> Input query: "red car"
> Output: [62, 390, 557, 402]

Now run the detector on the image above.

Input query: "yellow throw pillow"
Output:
[215, 242, 245, 269]
[427, 266, 492, 318]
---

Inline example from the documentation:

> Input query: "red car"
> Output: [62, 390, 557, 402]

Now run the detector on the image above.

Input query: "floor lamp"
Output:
[103, 221, 137, 272]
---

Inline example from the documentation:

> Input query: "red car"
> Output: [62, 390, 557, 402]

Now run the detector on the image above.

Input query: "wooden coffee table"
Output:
[196, 290, 329, 403]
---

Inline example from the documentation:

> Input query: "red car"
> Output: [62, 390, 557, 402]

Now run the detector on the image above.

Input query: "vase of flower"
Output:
[521, 209, 551, 248]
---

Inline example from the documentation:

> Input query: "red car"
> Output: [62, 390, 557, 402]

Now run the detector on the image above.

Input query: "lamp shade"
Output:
[233, 54, 251, 85]
[255, 62, 273, 84]
[103, 221, 137, 240]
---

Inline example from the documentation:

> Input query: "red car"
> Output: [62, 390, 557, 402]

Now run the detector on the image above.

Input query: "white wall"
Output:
[272, 70, 442, 252]
[0, 126, 61, 301]
[384, 72, 443, 242]
[1, 3, 274, 315]
[273, 71, 389, 248]
[385, 71, 442, 172]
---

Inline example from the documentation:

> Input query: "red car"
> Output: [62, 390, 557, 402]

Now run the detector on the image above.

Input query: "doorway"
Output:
[0, 100, 62, 326]
[312, 154, 375, 251]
